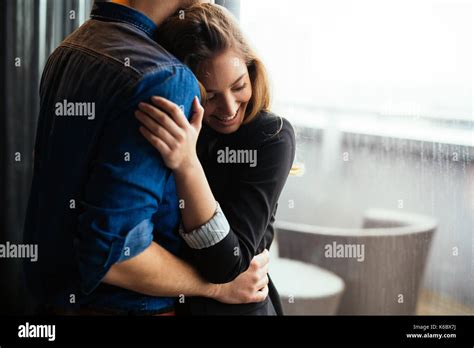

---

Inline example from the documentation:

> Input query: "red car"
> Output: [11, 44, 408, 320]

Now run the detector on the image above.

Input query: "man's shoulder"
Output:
[47, 18, 199, 106]
[60, 18, 188, 79]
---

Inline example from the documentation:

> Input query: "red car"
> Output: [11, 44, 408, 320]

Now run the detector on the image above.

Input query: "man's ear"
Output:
[111, 0, 130, 6]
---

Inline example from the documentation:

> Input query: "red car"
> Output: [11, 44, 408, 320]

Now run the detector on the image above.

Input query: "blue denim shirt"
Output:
[23, 2, 200, 314]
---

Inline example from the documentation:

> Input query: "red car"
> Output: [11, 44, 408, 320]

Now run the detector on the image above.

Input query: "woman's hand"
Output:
[135, 96, 204, 173]
[137, 95, 216, 232]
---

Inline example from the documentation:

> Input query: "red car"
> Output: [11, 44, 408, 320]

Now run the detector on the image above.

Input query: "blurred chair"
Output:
[271, 257, 345, 315]
[275, 209, 437, 314]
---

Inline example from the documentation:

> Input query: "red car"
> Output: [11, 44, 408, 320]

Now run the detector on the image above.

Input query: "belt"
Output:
[43, 305, 176, 316]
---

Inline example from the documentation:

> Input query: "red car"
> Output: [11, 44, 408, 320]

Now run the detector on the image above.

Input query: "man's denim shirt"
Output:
[23, 2, 200, 314]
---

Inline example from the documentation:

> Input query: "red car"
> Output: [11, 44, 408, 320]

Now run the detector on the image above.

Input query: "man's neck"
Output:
[114, 0, 185, 27]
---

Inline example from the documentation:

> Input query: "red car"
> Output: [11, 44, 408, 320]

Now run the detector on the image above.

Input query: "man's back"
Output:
[23, 2, 199, 314]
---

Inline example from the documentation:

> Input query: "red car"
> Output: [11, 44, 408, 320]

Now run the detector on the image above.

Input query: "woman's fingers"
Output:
[151, 96, 188, 128]
[135, 110, 176, 148]
[135, 97, 201, 171]
[137, 102, 183, 138]
[190, 96, 204, 131]
[139, 126, 171, 156]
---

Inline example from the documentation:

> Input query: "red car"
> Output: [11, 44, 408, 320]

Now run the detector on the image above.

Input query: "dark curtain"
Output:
[0, 0, 92, 315]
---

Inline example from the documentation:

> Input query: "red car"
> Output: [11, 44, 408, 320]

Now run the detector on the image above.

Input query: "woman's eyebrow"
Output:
[230, 74, 246, 86]
[206, 74, 246, 93]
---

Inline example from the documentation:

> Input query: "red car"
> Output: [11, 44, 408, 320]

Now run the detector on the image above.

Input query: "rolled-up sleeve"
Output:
[179, 202, 230, 249]
[75, 66, 200, 295]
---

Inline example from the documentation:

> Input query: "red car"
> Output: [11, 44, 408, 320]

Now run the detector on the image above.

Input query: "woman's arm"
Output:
[135, 96, 217, 232]
[135, 98, 295, 283]
[191, 117, 295, 282]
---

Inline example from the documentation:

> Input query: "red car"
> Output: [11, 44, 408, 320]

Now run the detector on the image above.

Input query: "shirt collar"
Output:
[90, 2, 158, 38]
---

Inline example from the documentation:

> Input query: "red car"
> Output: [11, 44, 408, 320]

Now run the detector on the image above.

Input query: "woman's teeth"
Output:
[212, 105, 242, 126]
[216, 114, 237, 122]
[214, 108, 239, 123]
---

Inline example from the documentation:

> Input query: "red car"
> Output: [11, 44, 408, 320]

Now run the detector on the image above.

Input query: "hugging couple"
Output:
[23, 0, 295, 316]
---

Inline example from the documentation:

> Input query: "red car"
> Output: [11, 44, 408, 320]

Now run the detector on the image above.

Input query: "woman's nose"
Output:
[218, 94, 239, 117]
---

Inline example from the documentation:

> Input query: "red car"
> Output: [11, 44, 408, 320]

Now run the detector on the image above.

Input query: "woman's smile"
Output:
[211, 104, 242, 127]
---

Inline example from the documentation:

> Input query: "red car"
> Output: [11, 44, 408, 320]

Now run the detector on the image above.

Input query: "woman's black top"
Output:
[177, 111, 295, 315]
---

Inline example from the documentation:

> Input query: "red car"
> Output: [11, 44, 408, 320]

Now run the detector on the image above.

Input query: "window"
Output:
[241, 0, 472, 144]
[241, 0, 473, 315]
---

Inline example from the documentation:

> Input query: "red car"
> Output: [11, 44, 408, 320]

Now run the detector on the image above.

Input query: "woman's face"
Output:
[197, 49, 252, 134]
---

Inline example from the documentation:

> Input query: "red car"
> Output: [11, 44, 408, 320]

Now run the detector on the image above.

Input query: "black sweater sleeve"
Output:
[184, 115, 296, 283]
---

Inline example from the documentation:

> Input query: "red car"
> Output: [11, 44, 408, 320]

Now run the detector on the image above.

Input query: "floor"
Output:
[416, 289, 474, 315]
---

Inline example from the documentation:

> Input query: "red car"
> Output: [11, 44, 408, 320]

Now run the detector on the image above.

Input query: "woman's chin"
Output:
[207, 115, 244, 134]
[212, 124, 240, 134]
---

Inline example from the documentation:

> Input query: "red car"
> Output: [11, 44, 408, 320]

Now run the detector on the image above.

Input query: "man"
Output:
[23, 0, 269, 315]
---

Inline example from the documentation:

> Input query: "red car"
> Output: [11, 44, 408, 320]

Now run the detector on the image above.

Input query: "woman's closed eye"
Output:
[232, 83, 247, 92]
[206, 83, 248, 101]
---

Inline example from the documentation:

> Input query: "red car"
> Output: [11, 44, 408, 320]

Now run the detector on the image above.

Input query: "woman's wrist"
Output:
[174, 155, 201, 177]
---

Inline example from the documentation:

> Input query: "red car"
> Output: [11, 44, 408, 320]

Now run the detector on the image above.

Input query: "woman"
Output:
[135, 3, 295, 315]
